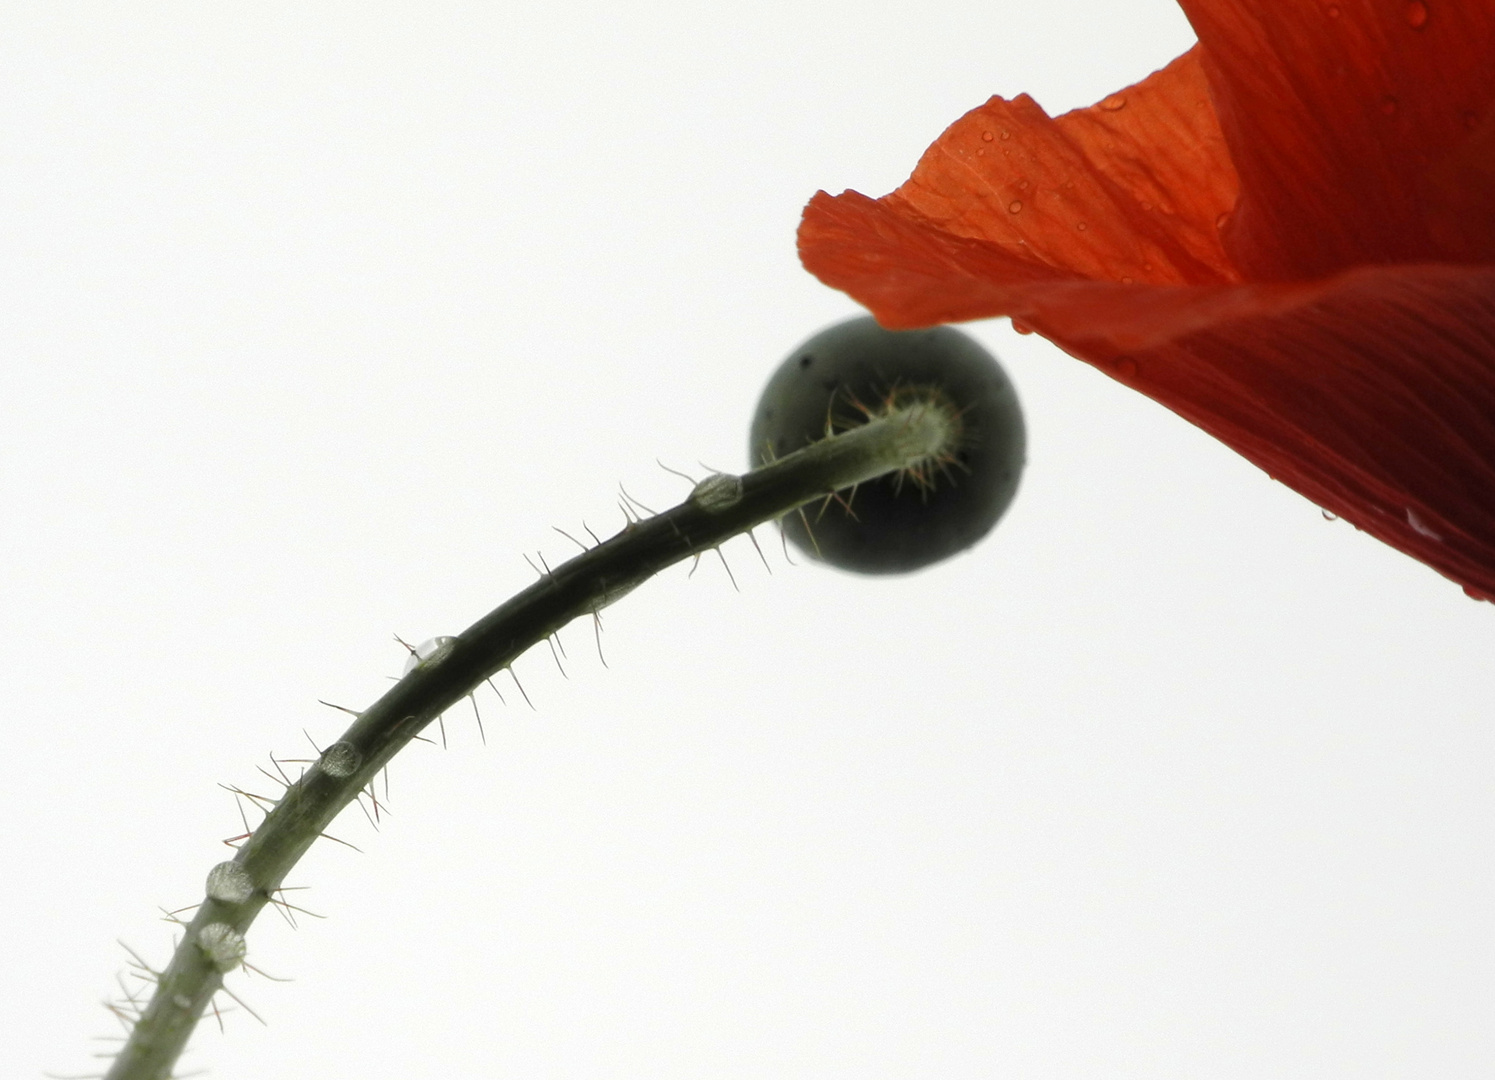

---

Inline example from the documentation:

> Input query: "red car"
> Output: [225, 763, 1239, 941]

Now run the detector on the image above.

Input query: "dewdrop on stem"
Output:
[402, 635, 458, 674]
[205, 862, 255, 905]
[318, 740, 362, 778]
[691, 472, 744, 512]
[196, 923, 248, 973]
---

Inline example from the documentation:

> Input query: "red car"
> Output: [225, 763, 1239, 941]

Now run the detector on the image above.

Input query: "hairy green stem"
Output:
[101, 401, 954, 1080]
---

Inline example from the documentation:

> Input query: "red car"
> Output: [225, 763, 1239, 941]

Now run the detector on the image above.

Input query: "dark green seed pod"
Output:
[749, 316, 1025, 574]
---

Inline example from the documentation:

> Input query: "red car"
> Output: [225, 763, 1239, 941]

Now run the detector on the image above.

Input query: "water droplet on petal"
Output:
[1114, 356, 1138, 377]
[981, 130, 994, 142]
[197, 923, 247, 973]
[206, 862, 255, 904]
[1007, 200, 1023, 213]
[1076, 221, 1088, 231]
[999, 129, 1012, 141]
[1098, 94, 1127, 111]
[1380, 95, 1399, 116]
[1406, 507, 1442, 539]
[319, 740, 362, 778]
[1215, 211, 1231, 229]
[1120, 276, 1135, 284]
[403, 635, 457, 674]
[1405, 0, 1428, 27]
[1320, 509, 1339, 522]
[1011, 320, 1034, 335]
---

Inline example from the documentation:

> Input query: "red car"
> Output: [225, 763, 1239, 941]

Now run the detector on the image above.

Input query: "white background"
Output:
[4, 3, 1492, 1078]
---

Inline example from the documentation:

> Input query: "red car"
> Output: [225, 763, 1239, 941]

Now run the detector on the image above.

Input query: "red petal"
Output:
[799, 2, 1495, 595]
[886, 50, 1239, 289]
[802, 189, 1495, 596]
[1180, 0, 1495, 277]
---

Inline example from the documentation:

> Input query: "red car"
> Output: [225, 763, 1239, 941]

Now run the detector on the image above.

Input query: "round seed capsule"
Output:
[749, 317, 1025, 573]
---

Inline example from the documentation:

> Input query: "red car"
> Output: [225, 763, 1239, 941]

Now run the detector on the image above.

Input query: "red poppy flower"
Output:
[798, 0, 1495, 599]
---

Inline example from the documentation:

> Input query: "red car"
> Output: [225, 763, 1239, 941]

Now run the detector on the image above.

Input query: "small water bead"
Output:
[999, 129, 1011, 141]
[402, 635, 457, 675]
[1076, 221, 1088, 231]
[1405, 0, 1428, 27]
[690, 472, 743, 512]
[173, 994, 193, 1011]
[981, 130, 994, 142]
[590, 578, 641, 612]
[1215, 211, 1231, 229]
[1098, 94, 1127, 112]
[197, 923, 247, 973]
[319, 740, 362, 778]
[205, 861, 255, 904]
[1007, 200, 1023, 213]
[1011, 320, 1034, 335]
[1321, 508, 1339, 522]
[1406, 506, 1442, 539]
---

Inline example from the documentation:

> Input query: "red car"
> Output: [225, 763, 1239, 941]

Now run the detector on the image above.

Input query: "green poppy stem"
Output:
[100, 398, 957, 1080]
